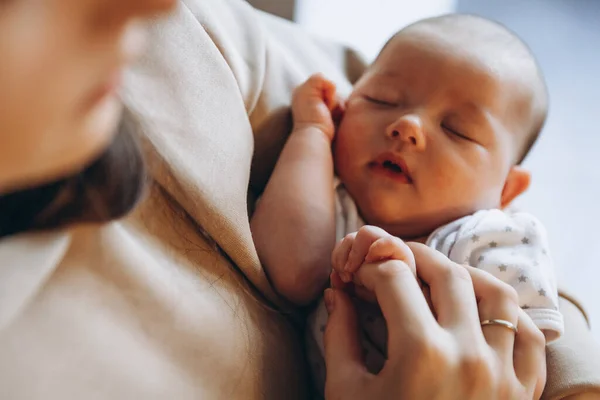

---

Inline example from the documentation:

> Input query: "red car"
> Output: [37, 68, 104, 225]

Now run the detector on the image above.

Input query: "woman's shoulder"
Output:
[0, 229, 72, 331]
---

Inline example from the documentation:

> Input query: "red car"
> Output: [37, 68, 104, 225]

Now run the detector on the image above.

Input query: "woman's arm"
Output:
[251, 74, 341, 305]
[543, 292, 600, 399]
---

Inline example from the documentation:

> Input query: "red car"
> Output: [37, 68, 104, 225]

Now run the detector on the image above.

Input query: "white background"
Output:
[295, 0, 457, 61]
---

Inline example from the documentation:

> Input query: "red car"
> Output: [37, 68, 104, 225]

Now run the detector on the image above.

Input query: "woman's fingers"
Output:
[322, 289, 368, 395]
[513, 308, 547, 399]
[408, 244, 520, 366]
[407, 243, 480, 331]
[326, 246, 542, 400]
[353, 259, 438, 358]
[464, 265, 520, 368]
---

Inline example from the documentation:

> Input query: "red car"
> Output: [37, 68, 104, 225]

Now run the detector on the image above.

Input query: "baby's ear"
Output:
[500, 166, 531, 208]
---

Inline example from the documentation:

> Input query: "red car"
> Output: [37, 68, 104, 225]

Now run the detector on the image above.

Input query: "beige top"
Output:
[0, 0, 598, 398]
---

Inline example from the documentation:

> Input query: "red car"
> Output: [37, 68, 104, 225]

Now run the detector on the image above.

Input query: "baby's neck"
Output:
[360, 211, 464, 245]
[405, 234, 429, 245]
[367, 219, 437, 244]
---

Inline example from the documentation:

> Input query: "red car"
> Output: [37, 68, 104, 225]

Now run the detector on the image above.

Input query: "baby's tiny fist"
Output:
[331, 232, 357, 282]
[343, 226, 393, 275]
[365, 236, 414, 266]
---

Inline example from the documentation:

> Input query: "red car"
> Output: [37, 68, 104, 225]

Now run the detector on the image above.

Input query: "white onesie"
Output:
[306, 180, 563, 395]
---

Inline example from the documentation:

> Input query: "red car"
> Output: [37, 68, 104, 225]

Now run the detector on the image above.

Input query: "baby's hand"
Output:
[291, 73, 344, 142]
[331, 225, 416, 284]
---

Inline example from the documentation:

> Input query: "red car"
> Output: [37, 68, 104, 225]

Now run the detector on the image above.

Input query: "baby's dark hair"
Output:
[380, 13, 548, 165]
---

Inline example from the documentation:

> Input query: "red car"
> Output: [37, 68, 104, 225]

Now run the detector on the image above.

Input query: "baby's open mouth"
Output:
[382, 160, 404, 174]
[369, 153, 413, 184]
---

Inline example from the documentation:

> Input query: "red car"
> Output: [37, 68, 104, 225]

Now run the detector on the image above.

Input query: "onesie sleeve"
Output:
[429, 209, 563, 342]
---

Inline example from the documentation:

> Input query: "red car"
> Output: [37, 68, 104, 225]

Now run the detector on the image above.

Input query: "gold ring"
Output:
[481, 319, 518, 333]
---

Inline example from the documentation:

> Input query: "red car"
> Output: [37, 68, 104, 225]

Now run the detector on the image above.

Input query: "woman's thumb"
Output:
[323, 289, 366, 383]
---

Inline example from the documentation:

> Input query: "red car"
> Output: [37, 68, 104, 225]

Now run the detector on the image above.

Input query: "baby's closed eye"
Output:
[441, 122, 472, 141]
[364, 95, 397, 107]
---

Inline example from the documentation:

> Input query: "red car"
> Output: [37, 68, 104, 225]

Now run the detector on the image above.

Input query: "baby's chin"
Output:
[360, 206, 460, 241]
[358, 209, 425, 239]
[374, 220, 436, 242]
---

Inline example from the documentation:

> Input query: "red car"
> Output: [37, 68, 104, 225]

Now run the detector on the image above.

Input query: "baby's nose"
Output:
[386, 115, 426, 150]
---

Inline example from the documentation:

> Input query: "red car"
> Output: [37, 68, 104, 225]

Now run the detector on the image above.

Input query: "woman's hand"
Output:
[323, 242, 547, 400]
[291, 74, 344, 141]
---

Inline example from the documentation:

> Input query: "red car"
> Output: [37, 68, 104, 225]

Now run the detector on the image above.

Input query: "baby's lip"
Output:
[369, 152, 413, 183]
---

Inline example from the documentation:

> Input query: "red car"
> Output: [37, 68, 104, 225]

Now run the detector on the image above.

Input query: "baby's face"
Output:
[334, 29, 531, 238]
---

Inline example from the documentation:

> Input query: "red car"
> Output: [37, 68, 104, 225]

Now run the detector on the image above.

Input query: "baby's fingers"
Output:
[294, 73, 335, 103]
[321, 79, 337, 110]
[366, 236, 416, 276]
[345, 226, 391, 275]
[332, 233, 356, 280]
[331, 97, 346, 127]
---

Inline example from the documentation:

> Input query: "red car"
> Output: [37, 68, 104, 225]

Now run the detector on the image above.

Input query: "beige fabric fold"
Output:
[122, 1, 281, 308]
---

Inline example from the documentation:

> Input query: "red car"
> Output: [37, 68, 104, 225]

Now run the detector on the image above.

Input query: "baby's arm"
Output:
[251, 74, 342, 305]
[435, 210, 563, 341]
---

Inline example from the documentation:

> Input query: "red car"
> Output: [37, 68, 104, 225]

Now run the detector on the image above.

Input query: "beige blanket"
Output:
[0, 0, 598, 398]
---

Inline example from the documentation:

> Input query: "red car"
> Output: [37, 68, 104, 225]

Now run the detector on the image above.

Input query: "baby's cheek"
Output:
[335, 128, 365, 162]
[427, 165, 481, 208]
[429, 164, 458, 192]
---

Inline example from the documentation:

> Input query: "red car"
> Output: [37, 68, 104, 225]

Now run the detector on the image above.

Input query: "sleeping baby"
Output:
[250, 13, 562, 395]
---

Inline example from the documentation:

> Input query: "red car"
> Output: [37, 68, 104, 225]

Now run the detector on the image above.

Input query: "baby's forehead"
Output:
[374, 32, 524, 102]
[378, 23, 542, 106]
[372, 23, 544, 156]
[384, 24, 520, 71]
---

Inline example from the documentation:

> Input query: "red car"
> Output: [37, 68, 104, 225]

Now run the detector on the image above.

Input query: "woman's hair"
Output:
[0, 117, 147, 238]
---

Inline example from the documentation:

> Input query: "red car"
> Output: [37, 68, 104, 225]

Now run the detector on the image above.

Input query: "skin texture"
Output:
[0, 0, 175, 193]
